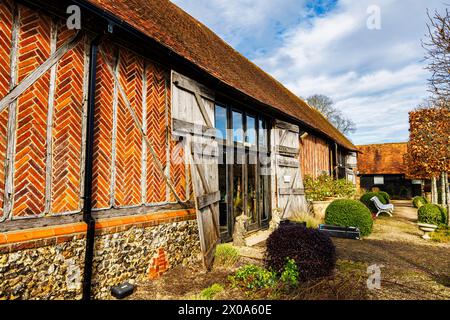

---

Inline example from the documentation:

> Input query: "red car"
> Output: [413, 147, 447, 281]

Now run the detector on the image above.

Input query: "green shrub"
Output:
[325, 199, 373, 237]
[214, 244, 239, 269]
[229, 264, 277, 290]
[418, 204, 444, 226]
[378, 191, 390, 204]
[412, 196, 428, 209]
[198, 284, 224, 300]
[304, 174, 333, 201]
[280, 258, 299, 287]
[360, 192, 387, 213]
[332, 179, 357, 199]
[437, 205, 449, 226]
[304, 174, 356, 201]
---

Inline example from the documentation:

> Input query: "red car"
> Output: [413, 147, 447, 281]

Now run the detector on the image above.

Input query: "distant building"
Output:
[357, 143, 422, 199]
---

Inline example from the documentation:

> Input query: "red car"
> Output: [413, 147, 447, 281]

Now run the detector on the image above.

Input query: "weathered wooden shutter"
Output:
[345, 152, 357, 185]
[272, 119, 308, 218]
[171, 71, 220, 269]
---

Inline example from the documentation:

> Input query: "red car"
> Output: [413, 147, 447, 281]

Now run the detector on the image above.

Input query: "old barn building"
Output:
[357, 143, 422, 199]
[0, 0, 356, 299]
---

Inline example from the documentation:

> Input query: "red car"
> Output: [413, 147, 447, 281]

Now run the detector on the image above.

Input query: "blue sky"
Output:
[172, 0, 448, 145]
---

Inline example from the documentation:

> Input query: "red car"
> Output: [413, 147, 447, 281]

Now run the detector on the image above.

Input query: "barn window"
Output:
[246, 115, 256, 146]
[232, 110, 244, 143]
[215, 104, 227, 141]
[259, 118, 268, 148]
[215, 103, 271, 240]
[374, 176, 384, 185]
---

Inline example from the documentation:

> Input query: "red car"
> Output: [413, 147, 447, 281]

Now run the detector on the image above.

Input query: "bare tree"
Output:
[306, 94, 356, 135]
[423, 8, 450, 106]
[422, 8, 450, 213]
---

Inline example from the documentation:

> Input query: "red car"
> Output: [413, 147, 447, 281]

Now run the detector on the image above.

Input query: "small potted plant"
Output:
[304, 174, 334, 219]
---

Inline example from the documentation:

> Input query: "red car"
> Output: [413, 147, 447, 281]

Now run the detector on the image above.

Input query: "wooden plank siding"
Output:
[271, 120, 308, 216]
[0, 1, 191, 223]
[300, 134, 331, 179]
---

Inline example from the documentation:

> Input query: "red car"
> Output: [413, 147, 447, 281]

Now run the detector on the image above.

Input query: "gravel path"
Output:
[333, 200, 450, 300]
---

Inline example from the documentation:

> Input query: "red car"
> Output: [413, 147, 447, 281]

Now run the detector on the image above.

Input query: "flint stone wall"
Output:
[0, 219, 201, 300]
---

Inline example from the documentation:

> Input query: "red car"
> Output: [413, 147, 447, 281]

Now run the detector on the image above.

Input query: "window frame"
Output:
[213, 102, 272, 236]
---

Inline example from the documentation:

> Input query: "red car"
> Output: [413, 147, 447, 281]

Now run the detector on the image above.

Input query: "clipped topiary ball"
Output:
[360, 192, 387, 213]
[265, 224, 336, 281]
[325, 199, 374, 237]
[418, 204, 443, 226]
[378, 191, 390, 204]
[412, 196, 428, 209]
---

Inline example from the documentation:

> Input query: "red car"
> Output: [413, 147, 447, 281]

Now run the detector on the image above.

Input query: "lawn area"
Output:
[128, 201, 450, 300]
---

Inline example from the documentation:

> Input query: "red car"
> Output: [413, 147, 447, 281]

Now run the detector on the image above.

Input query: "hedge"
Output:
[378, 191, 390, 204]
[360, 192, 387, 213]
[418, 204, 447, 226]
[325, 199, 374, 237]
[412, 196, 428, 209]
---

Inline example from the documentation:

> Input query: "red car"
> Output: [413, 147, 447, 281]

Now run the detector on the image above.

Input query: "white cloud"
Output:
[172, 0, 448, 145]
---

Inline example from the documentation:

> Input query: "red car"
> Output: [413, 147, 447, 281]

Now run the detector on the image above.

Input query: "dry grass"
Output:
[431, 228, 450, 243]
[290, 212, 323, 229]
[213, 244, 240, 269]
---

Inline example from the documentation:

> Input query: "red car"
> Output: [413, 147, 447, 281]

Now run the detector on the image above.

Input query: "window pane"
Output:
[218, 159, 228, 232]
[215, 105, 227, 140]
[233, 149, 244, 218]
[259, 119, 268, 147]
[232, 111, 244, 143]
[374, 176, 384, 185]
[260, 166, 270, 220]
[247, 152, 257, 223]
[246, 115, 256, 145]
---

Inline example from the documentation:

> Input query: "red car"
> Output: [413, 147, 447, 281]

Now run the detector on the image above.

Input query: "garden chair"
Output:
[370, 196, 394, 217]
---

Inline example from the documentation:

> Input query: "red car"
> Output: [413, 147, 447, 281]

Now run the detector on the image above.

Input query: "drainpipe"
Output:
[82, 34, 101, 301]
[334, 142, 339, 180]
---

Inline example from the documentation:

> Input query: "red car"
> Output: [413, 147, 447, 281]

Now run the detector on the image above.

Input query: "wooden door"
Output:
[271, 119, 308, 219]
[171, 71, 220, 269]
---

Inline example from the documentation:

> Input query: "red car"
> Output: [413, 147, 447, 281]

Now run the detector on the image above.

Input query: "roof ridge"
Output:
[357, 142, 408, 147]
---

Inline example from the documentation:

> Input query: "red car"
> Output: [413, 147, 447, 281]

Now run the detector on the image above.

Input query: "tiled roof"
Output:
[357, 143, 408, 175]
[85, 0, 356, 150]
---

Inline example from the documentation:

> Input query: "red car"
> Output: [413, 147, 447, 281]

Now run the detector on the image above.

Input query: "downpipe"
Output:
[82, 34, 101, 301]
